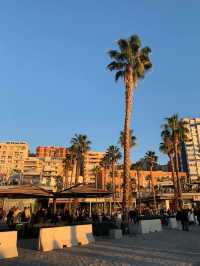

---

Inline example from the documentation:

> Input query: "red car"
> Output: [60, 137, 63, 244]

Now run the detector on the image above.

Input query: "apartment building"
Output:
[182, 118, 200, 183]
[39, 157, 65, 189]
[0, 142, 29, 177]
[36, 146, 68, 158]
[83, 151, 105, 184]
[23, 157, 43, 185]
[99, 169, 187, 198]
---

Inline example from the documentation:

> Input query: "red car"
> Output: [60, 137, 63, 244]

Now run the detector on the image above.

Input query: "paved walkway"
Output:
[1, 226, 200, 266]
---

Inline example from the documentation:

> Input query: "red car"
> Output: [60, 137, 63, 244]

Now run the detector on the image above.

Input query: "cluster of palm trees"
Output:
[160, 114, 189, 208]
[132, 151, 158, 213]
[98, 130, 136, 196]
[62, 35, 188, 218]
[63, 134, 91, 188]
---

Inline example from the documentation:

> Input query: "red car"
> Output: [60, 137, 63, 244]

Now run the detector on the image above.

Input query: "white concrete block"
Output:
[38, 224, 95, 252]
[139, 219, 162, 234]
[76, 224, 95, 245]
[0, 231, 18, 259]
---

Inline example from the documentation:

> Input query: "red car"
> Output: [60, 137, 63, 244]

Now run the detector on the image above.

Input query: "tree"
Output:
[100, 154, 111, 189]
[55, 176, 64, 191]
[63, 154, 73, 188]
[160, 128, 177, 206]
[119, 129, 137, 208]
[70, 134, 91, 184]
[92, 165, 101, 189]
[162, 115, 189, 207]
[119, 129, 137, 148]
[107, 35, 152, 217]
[144, 151, 158, 211]
[134, 160, 144, 215]
[105, 145, 121, 198]
[106, 182, 113, 192]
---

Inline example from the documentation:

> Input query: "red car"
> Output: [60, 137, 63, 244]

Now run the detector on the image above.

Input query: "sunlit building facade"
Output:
[0, 142, 29, 177]
[83, 151, 105, 184]
[182, 118, 200, 183]
[36, 146, 68, 158]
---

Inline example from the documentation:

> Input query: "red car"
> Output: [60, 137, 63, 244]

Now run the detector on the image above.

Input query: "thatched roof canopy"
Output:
[54, 183, 112, 198]
[0, 185, 54, 198]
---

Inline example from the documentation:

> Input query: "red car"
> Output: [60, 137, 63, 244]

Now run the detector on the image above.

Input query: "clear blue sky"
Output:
[0, 1, 199, 164]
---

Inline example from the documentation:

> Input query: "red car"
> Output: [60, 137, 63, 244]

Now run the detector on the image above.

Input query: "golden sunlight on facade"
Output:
[0, 142, 28, 177]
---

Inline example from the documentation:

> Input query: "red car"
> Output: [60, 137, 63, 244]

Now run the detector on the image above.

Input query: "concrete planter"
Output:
[139, 219, 162, 234]
[38, 224, 95, 251]
[109, 229, 122, 239]
[0, 231, 18, 259]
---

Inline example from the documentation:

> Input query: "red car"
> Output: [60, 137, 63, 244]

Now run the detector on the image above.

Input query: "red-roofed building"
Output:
[36, 146, 68, 158]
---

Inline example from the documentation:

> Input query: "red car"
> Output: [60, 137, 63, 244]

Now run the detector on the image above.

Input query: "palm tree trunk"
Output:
[122, 66, 133, 219]
[112, 162, 115, 199]
[137, 169, 141, 215]
[75, 160, 79, 184]
[81, 155, 85, 184]
[169, 153, 177, 209]
[174, 143, 182, 208]
[69, 166, 73, 187]
[72, 159, 78, 184]
[64, 161, 69, 188]
[95, 174, 98, 189]
[150, 166, 157, 211]
[103, 167, 106, 190]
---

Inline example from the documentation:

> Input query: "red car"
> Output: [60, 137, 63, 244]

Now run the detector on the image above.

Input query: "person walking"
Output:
[176, 208, 182, 230]
[181, 209, 189, 231]
[188, 209, 195, 225]
[197, 208, 200, 226]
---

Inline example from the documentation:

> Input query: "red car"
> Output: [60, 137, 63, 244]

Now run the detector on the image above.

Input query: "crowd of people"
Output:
[175, 208, 200, 231]
[0, 205, 200, 232]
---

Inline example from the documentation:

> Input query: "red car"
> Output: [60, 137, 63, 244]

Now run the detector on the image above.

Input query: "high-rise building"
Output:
[23, 156, 65, 188]
[182, 118, 200, 183]
[83, 151, 105, 184]
[0, 142, 29, 177]
[36, 146, 68, 158]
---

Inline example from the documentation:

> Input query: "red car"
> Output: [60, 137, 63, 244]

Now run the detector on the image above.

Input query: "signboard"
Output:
[159, 181, 173, 186]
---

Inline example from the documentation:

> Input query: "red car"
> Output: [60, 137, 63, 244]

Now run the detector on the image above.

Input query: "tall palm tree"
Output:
[119, 129, 137, 148]
[63, 154, 71, 188]
[134, 160, 144, 215]
[100, 154, 111, 189]
[105, 145, 122, 198]
[68, 147, 78, 186]
[160, 128, 177, 206]
[119, 129, 137, 209]
[162, 115, 189, 207]
[92, 165, 101, 189]
[107, 35, 152, 217]
[70, 134, 91, 184]
[63, 152, 77, 188]
[144, 151, 158, 211]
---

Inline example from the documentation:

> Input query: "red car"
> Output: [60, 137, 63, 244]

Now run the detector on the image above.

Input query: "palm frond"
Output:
[117, 39, 128, 52]
[119, 129, 137, 148]
[107, 61, 125, 71]
[115, 70, 125, 81]
[129, 35, 141, 52]
[107, 34, 152, 86]
[141, 46, 152, 55]
[108, 50, 127, 62]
